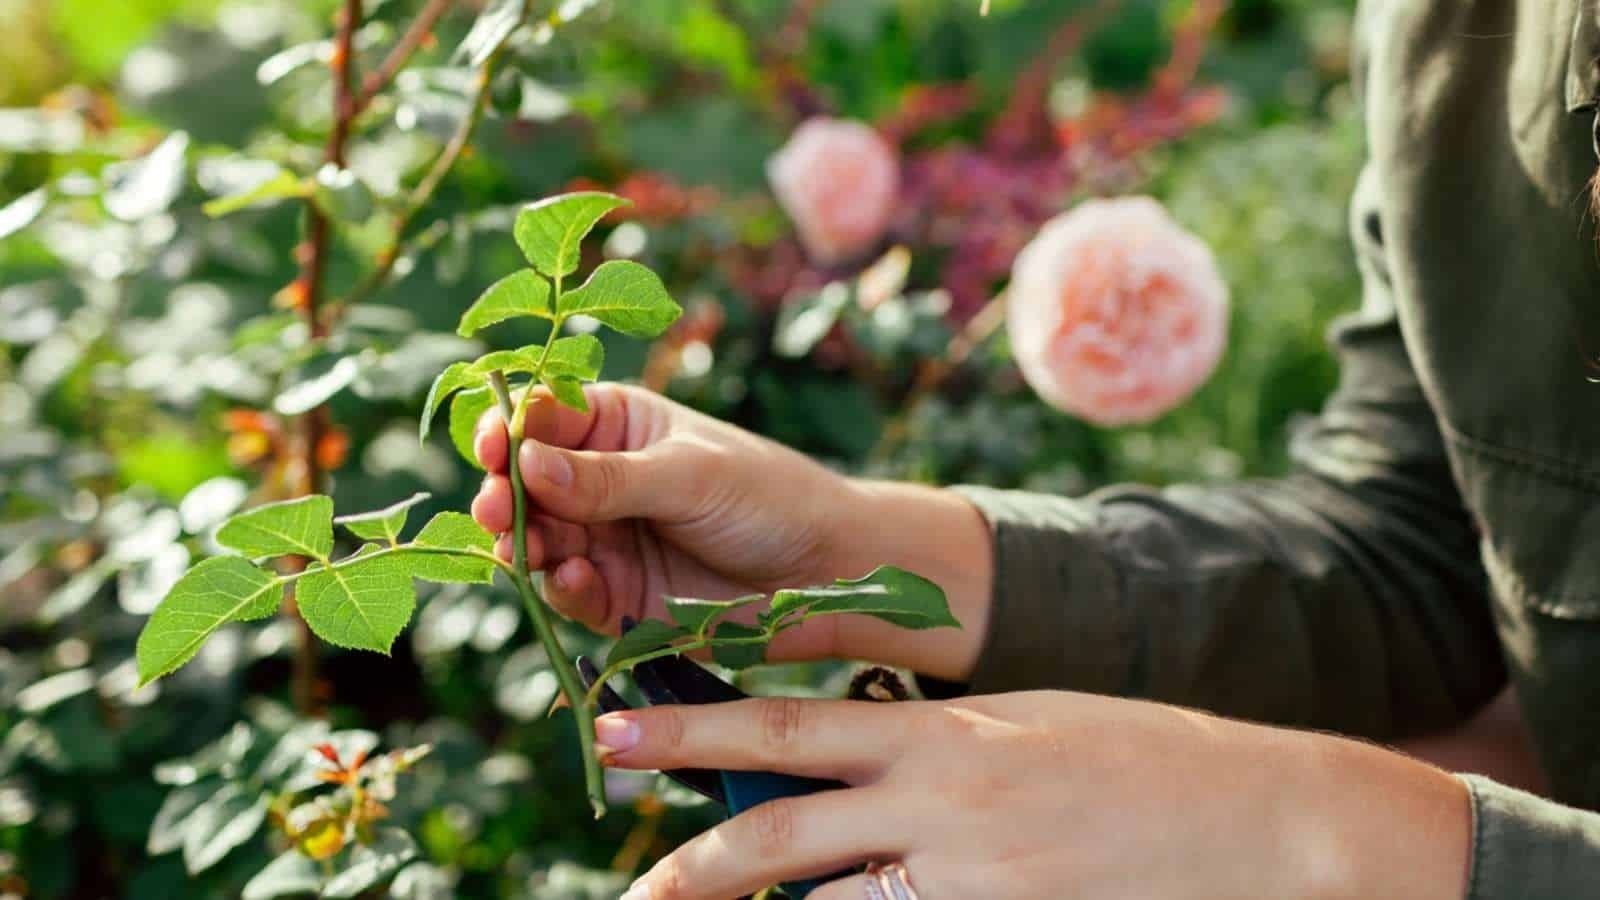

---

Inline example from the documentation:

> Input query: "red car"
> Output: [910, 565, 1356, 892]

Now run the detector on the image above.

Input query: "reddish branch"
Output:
[287, 0, 363, 715]
[353, 0, 456, 116]
[988, 0, 1124, 157]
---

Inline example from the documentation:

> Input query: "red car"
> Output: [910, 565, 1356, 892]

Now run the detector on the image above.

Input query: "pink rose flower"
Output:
[1007, 196, 1228, 426]
[767, 118, 899, 267]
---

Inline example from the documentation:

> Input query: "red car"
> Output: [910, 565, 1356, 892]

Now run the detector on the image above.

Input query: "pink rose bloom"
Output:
[1007, 196, 1228, 426]
[767, 118, 899, 266]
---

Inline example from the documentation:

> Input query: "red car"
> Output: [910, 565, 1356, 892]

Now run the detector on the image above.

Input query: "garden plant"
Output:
[0, 0, 1365, 896]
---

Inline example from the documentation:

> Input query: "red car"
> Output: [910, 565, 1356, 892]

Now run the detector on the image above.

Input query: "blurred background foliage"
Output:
[0, 0, 1360, 896]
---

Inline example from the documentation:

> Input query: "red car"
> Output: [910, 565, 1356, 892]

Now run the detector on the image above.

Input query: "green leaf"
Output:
[464, 347, 543, 377]
[558, 260, 683, 338]
[216, 496, 335, 561]
[709, 622, 765, 670]
[137, 557, 284, 685]
[542, 334, 605, 381]
[540, 375, 588, 412]
[242, 849, 324, 900]
[0, 187, 48, 240]
[457, 269, 553, 336]
[201, 170, 307, 218]
[335, 492, 431, 545]
[449, 387, 496, 469]
[420, 362, 478, 442]
[147, 782, 216, 856]
[103, 131, 189, 222]
[295, 555, 417, 654]
[274, 354, 361, 416]
[455, 0, 528, 67]
[665, 595, 763, 638]
[311, 164, 374, 223]
[182, 783, 268, 875]
[604, 619, 689, 670]
[514, 192, 630, 279]
[323, 828, 418, 899]
[402, 512, 497, 584]
[768, 566, 958, 630]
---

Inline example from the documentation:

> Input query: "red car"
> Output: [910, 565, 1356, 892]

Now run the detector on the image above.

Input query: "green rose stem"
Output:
[486, 369, 608, 819]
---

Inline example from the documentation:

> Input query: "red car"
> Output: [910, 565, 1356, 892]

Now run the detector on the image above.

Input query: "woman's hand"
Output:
[596, 691, 1473, 900]
[471, 383, 994, 679]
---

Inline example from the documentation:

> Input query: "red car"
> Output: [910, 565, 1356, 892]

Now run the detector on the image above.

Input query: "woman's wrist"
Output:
[1283, 727, 1473, 900]
[820, 477, 995, 680]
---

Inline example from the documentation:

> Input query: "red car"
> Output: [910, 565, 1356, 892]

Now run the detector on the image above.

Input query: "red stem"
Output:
[353, 0, 456, 116]
[288, 0, 363, 716]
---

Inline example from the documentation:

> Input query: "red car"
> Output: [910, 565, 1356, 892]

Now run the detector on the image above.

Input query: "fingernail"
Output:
[523, 442, 573, 487]
[594, 715, 640, 758]
[620, 882, 652, 900]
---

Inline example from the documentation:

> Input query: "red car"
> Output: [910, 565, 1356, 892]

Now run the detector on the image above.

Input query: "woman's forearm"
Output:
[822, 478, 995, 681]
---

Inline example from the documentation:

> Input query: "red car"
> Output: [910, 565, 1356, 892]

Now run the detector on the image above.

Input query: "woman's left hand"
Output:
[595, 691, 1472, 900]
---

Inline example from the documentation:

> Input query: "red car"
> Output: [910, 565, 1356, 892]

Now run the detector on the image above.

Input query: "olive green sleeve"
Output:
[949, 158, 1506, 739]
[1460, 775, 1600, 900]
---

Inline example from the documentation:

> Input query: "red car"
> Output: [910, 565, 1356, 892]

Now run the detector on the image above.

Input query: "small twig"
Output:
[334, 33, 510, 314]
[352, 0, 457, 116]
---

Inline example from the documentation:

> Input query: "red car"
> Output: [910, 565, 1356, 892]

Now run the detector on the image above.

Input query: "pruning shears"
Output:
[577, 619, 854, 900]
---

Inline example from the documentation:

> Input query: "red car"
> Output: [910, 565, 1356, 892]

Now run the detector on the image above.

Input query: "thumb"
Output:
[514, 439, 674, 523]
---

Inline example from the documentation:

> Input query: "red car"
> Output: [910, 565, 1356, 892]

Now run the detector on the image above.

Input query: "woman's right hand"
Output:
[471, 383, 994, 678]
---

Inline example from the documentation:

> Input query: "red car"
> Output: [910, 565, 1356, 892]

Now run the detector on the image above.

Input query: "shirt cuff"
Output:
[1460, 774, 1600, 900]
[948, 485, 1134, 698]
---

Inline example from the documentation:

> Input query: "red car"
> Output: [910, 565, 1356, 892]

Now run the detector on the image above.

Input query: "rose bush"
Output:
[1007, 196, 1229, 426]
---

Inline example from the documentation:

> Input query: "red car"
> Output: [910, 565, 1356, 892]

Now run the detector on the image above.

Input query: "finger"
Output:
[594, 698, 911, 780]
[628, 789, 907, 900]
[515, 440, 677, 523]
[471, 475, 514, 533]
[544, 556, 611, 627]
[493, 527, 548, 570]
[474, 383, 641, 473]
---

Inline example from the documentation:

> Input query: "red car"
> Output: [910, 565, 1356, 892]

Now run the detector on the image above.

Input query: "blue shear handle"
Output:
[719, 770, 855, 899]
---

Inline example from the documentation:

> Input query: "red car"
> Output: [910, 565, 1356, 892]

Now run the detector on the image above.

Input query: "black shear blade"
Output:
[575, 654, 727, 805]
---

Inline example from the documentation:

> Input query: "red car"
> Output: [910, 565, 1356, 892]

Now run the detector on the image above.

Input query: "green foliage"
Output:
[0, 0, 1360, 894]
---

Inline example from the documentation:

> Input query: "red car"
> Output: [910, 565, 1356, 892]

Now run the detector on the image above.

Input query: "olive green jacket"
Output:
[955, 2, 1600, 896]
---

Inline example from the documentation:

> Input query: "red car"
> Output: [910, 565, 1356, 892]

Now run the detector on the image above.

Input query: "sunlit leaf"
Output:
[295, 553, 417, 654]
[767, 566, 958, 630]
[774, 282, 851, 358]
[147, 782, 216, 856]
[665, 594, 762, 638]
[137, 557, 284, 685]
[215, 496, 335, 561]
[449, 386, 496, 468]
[257, 39, 331, 85]
[558, 260, 683, 337]
[604, 619, 689, 669]
[514, 192, 629, 279]
[464, 346, 543, 377]
[312, 164, 375, 223]
[335, 492, 431, 545]
[455, 0, 528, 67]
[457, 269, 552, 336]
[0, 188, 47, 240]
[541, 375, 587, 411]
[420, 362, 478, 442]
[242, 848, 324, 900]
[322, 828, 418, 898]
[103, 131, 190, 222]
[182, 783, 268, 875]
[201, 170, 307, 218]
[274, 355, 361, 416]
[542, 334, 604, 381]
[402, 512, 497, 584]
